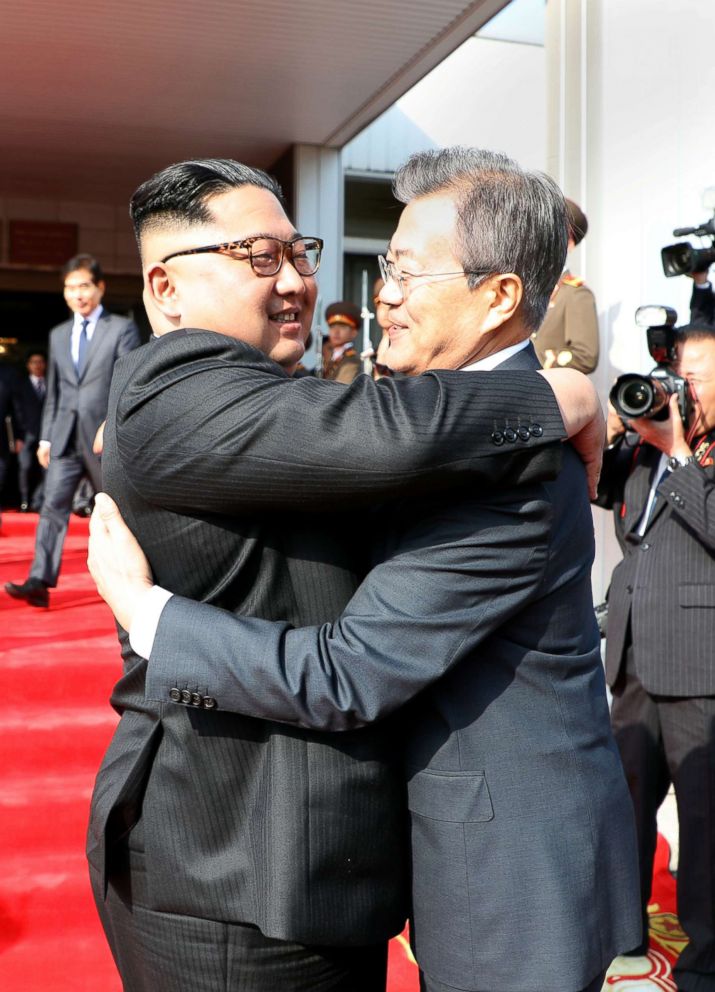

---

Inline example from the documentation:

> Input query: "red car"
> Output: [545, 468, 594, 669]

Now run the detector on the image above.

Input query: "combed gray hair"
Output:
[393, 147, 567, 331]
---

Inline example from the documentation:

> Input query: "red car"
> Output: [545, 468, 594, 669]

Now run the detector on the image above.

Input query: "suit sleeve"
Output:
[117, 319, 141, 357]
[690, 284, 715, 328]
[39, 334, 58, 443]
[657, 460, 715, 551]
[145, 490, 551, 727]
[592, 433, 638, 510]
[115, 333, 566, 513]
[562, 285, 599, 374]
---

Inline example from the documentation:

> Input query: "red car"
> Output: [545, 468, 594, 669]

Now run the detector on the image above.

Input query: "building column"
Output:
[293, 144, 343, 325]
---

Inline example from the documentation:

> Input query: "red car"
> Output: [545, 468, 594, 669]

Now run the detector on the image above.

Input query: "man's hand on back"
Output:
[538, 368, 605, 499]
[88, 493, 154, 631]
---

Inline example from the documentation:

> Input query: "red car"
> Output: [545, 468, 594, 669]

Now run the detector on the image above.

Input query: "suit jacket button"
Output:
[517, 425, 531, 441]
[530, 423, 543, 437]
[180, 689, 192, 704]
[491, 431, 505, 446]
[504, 427, 517, 443]
[203, 696, 217, 710]
[626, 585, 633, 594]
[190, 692, 202, 707]
[640, 543, 650, 551]
[169, 688, 181, 703]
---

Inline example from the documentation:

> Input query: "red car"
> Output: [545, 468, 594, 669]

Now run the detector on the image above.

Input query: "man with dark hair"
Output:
[4, 254, 139, 607]
[87, 149, 638, 992]
[533, 196, 600, 374]
[595, 323, 715, 991]
[16, 349, 47, 511]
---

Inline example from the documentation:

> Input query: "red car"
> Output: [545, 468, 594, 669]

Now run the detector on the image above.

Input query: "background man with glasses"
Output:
[4, 254, 139, 607]
[87, 156, 606, 992]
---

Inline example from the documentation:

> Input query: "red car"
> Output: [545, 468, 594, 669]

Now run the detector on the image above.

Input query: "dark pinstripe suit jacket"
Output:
[144, 344, 641, 990]
[597, 434, 715, 695]
[88, 329, 566, 947]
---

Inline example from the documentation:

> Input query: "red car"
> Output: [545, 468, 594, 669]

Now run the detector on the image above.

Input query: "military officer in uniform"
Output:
[323, 300, 362, 383]
[533, 198, 599, 374]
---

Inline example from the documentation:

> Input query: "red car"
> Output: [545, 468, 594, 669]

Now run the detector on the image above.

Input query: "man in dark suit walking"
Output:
[16, 349, 48, 511]
[595, 325, 715, 991]
[4, 255, 139, 606]
[88, 150, 639, 992]
[82, 157, 605, 992]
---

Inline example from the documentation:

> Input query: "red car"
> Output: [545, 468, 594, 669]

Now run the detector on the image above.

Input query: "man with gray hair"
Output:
[91, 147, 641, 992]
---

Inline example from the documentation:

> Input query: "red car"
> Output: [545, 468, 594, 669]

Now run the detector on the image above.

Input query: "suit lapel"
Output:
[56, 320, 77, 381]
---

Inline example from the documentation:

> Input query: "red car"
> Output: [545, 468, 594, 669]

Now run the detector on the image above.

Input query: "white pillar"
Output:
[293, 144, 344, 331]
[546, 0, 715, 601]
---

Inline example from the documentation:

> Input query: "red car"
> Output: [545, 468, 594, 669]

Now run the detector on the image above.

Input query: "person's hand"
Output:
[14, 438, 24, 454]
[93, 420, 105, 455]
[627, 393, 691, 459]
[37, 443, 50, 469]
[88, 493, 153, 630]
[688, 270, 711, 286]
[606, 400, 627, 446]
[538, 368, 605, 499]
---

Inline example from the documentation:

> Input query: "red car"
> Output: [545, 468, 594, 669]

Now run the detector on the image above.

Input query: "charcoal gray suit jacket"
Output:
[41, 309, 140, 456]
[89, 330, 567, 950]
[596, 433, 715, 695]
[145, 343, 641, 989]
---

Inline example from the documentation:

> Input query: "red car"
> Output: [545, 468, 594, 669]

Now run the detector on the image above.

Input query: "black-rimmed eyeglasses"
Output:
[161, 236, 323, 277]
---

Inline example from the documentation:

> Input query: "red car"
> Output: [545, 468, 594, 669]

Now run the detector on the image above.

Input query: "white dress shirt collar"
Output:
[460, 338, 530, 372]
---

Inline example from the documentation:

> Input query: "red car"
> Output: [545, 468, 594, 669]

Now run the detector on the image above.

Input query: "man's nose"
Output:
[379, 279, 403, 306]
[275, 259, 307, 294]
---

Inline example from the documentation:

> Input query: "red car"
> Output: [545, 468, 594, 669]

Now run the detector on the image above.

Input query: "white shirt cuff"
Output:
[694, 281, 712, 291]
[129, 585, 174, 659]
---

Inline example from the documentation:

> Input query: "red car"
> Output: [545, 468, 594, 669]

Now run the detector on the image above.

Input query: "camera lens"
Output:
[620, 380, 652, 414]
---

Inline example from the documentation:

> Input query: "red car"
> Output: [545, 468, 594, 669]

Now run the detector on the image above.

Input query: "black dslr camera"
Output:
[609, 306, 688, 425]
[661, 188, 715, 277]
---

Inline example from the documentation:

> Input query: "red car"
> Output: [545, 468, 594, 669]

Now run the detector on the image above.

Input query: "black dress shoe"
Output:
[4, 579, 49, 608]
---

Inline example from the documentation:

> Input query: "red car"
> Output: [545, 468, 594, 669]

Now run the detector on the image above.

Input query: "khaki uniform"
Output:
[324, 347, 361, 384]
[533, 272, 599, 374]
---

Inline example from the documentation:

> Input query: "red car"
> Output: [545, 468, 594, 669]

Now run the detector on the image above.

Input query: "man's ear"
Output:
[482, 272, 523, 331]
[145, 263, 181, 321]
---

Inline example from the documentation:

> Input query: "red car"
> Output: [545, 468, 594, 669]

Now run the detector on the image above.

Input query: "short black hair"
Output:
[62, 254, 104, 285]
[677, 323, 715, 345]
[130, 159, 284, 255]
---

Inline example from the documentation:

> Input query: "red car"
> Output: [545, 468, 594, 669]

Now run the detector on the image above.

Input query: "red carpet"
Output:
[0, 511, 685, 990]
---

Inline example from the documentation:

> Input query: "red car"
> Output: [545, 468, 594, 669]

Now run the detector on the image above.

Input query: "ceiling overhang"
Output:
[0, 0, 509, 203]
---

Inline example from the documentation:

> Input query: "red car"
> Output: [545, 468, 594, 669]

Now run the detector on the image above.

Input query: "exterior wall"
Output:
[345, 34, 546, 174]
[547, 0, 715, 600]
[0, 197, 139, 274]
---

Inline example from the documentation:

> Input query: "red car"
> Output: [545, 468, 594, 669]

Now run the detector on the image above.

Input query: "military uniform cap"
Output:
[325, 300, 361, 329]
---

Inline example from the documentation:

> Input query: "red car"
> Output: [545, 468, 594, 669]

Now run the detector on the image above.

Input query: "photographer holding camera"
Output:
[596, 322, 715, 989]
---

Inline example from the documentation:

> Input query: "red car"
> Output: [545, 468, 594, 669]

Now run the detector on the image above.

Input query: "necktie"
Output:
[35, 378, 45, 400]
[77, 319, 89, 376]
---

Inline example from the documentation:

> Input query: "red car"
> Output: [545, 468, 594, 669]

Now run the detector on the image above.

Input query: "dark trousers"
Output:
[610, 639, 715, 991]
[29, 438, 101, 586]
[90, 820, 388, 992]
